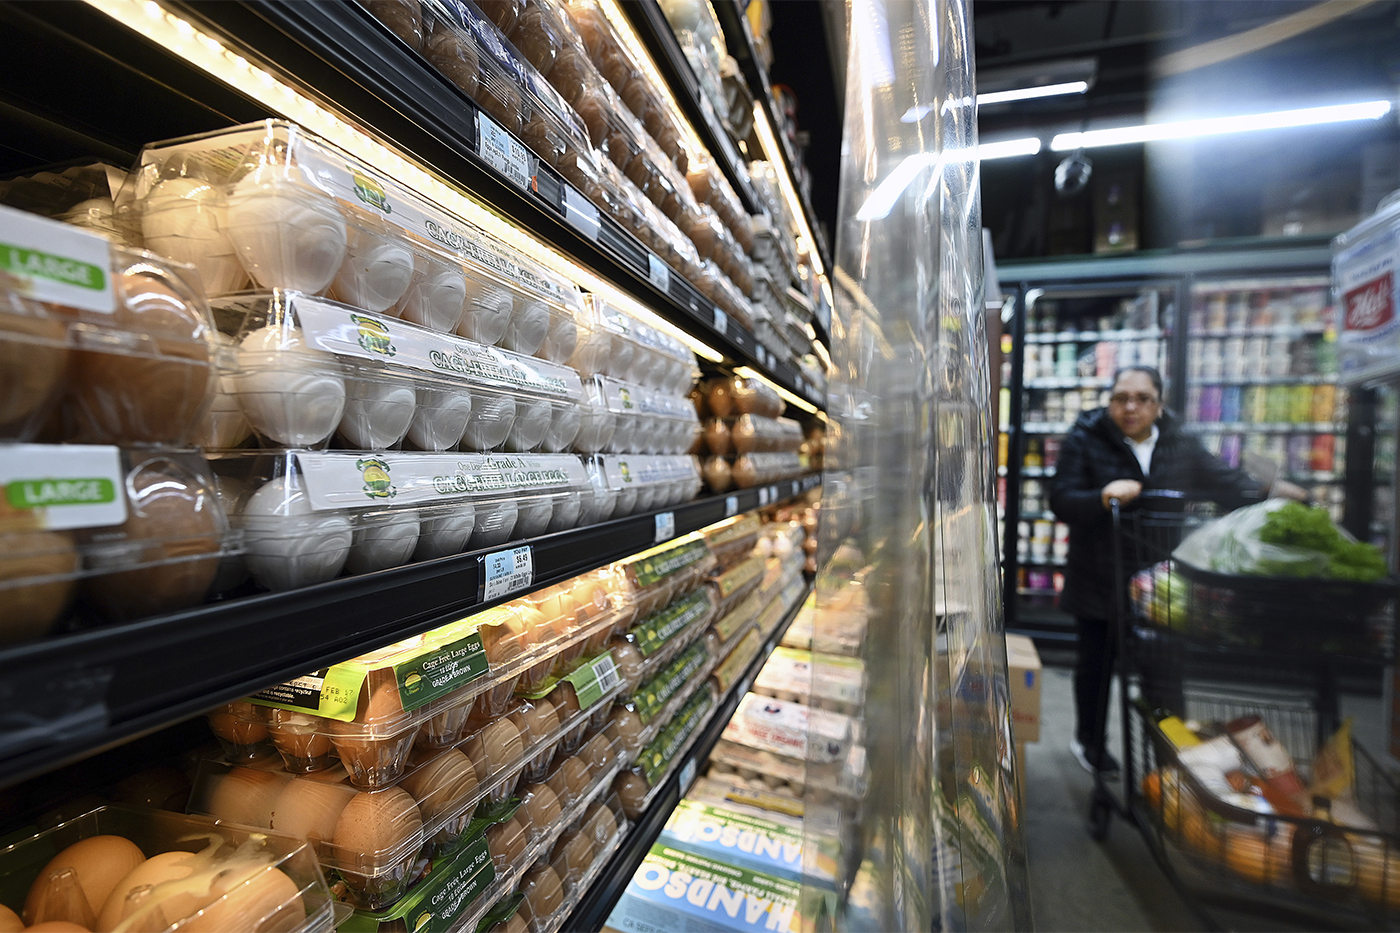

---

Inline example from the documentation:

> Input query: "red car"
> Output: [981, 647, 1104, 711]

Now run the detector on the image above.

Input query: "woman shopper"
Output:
[1048, 366, 1305, 775]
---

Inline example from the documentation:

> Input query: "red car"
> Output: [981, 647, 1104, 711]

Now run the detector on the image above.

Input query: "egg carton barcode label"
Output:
[480, 545, 533, 601]
[567, 653, 621, 709]
[477, 113, 532, 191]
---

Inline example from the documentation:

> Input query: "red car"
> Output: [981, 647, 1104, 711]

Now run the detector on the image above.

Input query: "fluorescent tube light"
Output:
[978, 81, 1088, 106]
[1051, 99, 1392, 150]
[855, 138, 1040, 221]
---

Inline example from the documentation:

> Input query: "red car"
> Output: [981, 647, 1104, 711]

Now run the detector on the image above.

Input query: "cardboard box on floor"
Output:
[1006, 634, 1041, 744]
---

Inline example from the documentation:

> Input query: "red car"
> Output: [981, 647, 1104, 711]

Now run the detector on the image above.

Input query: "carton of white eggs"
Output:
[588, 376, 700, 456]
[584, 454, 702, 520]
[212, 449, 593, 592]
[571, 296, 697, 396]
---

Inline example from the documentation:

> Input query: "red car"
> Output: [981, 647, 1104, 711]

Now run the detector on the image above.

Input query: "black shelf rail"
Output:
[145, 0, 822, 409]
[0, 475, 820, 792]
[563, 581, 811, 932]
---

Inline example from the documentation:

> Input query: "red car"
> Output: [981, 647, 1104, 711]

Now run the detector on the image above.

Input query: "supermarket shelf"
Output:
[1188, 374, 1337, 385]
[1187, 421, 1343, 433]
[133, 0, 824, 410]
[1023, 422, 1076, 434]
[1025, 376, 1112, 389]
[1024, 328, 1164, 344]
[1017, 587, 1059, 597]
[0, 474, 822, 792]
[1192, 324, 1328, 338]
[563, 582, 811, 931]
[1020, 511, 1057, 521]
[1020, 557, 1067, 567]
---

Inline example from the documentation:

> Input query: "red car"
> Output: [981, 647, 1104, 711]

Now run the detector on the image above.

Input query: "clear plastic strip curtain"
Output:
[803, 0, 1031, 929]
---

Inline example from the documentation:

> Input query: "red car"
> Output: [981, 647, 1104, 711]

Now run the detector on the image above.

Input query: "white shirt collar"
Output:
[1124, 423, 1159, 475]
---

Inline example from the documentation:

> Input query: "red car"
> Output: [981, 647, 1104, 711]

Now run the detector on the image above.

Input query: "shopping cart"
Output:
[1088, 494, 1400, 931]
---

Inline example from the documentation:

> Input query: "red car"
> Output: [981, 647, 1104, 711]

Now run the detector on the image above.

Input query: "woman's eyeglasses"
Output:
[1109, 393, 1159, 407]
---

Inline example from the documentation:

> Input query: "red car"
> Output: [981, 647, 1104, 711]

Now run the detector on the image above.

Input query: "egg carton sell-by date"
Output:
[126, 120, 588, 357]
[0, 445, 239, 646]
[0, 804, 336, 933]
[205, 290, 589, 453]
[582, 454, 701, 522]
[208, 449, 592, 592]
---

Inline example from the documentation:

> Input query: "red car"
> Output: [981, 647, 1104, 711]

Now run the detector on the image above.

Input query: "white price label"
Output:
[758, 487, 770, 507]
[647, 253, 671, 292]
[679, 758, 697, 793]
[724, 495, 739, 518]
[712, 306, 728, 335]
[791, 480, 801, 497]
[768, 485, 780, 503]
[477, 113, 531, 190]
[562, 185, 601, 241]
[481, 545, 533, 601]
[654, 511, 676, 543]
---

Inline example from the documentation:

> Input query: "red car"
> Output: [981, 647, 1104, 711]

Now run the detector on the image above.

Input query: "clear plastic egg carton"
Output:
[486, 570, 628, 697]
[207, 449, 591, 593]
[582, 454, 701, 522]
[705, 553, 766, 617]
[685, 153, 755, 255]
[572, 296, 697, 394]
[612, 682, 718, 819]
[610, 586, 719, 697]
[515, 646, 623, 754]
[583, 377, 698, 456]
[125, 120, 589, 358]
[0, 218, 217, 447]
[0, 160, 134, 242]
[0, 446, 238, 646]
[606, 637, 718, 763]
[730, 452, 803, 489]
[695, 375, 785, 424]
[609, 533, 718, 628]
[515, 790, 629, 933]
[0, 803, 336, 933]
[204, 289, 585, 453]
[699, 512, 763, 569]
[698, 413, 802, 458]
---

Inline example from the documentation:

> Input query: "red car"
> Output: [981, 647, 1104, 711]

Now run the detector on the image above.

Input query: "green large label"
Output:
[6, 477, 115, 509]
[0, 243, 104, 290]
[630, 539, 709, 589]
[340, 832, 493, 931]
[632, 590, 713, 658]
[634, 643, 709, 724]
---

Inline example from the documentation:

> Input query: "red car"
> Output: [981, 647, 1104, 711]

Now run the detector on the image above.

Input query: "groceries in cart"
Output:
[1129, 562, 1190, 630]
[1174, 500, 1387, 582]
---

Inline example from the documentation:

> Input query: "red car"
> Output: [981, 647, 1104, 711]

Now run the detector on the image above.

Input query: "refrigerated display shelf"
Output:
[561, 581, 810, 931]
[0, 474, 822, 793]
[1187, 422, 1344, 433]
[1026, 377, 1113, 389]
[1025, 328, 1165, 344]
[1189, 374, 1338, 385]
[1000, 465, 1056, 477]
[1020, 557, 1067, 568]
[1193, 324, 1328, 338]
[1022, 422, 1076, 434]
[1017, 587, 1059, 597]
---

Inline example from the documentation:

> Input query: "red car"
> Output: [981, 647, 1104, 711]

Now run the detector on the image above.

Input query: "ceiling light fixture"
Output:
[1052, 99, 1392, 150]
[977, 80, 1089, 107]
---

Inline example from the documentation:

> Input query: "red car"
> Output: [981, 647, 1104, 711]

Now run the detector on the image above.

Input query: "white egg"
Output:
[615, 485, 638, 516]
[634, 485, 658, 513]
[339, 378, 416, 449]
[407, 387, 472, 450]
[461, 394, 516, 450]
[630, 347, 661, 387]
[501, 300, 550, 355]
[541, 403, 581, 452]
[194, 334, 252, 449]
[515, 496, 554, 537]
[538, 313, 579, 363]
[226, 171, 348, 293]
[242, 478, 352, 591]
[331, 229, 415, 312]
[547, 490, 582, 532]
[567, 330, 612, 377]
[457, 279, 512, 345]
[398, 262, 468, 333]
[346, 509, 421, 574]
[504, 398, 551, 452]
[606, 333, 634, 379]
[609, 413, 637, 454]
[575, 478, 601, 525]
[469, 499, 518, 548]
[235, 325, 346, 447]
[414, 502, 476, 559]
[142, 177, 248, 295]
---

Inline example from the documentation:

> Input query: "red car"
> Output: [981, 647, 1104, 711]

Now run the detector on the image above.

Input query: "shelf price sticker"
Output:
[480, 545, 533, 601]
[562, 185, 601, 241]
[654, 510, 676, 543]
[790, 480, 801, 498]
[758, 487, 771, 507]
[712, 306, 728, 335]
[476, 112, 531, 190]
[725, 495, 739, 518]
[768, 484, 780, 504]
[679, 758, 697, 794]
[647, 253, 671, 292]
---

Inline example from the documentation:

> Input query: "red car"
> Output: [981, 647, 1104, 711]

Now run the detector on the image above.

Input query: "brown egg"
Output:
[0, 530, 76, 645]
[507, 699, 558, 748]
[205, 768, 281, 829]
[519, 865, 563, 925]
[619, 79, 650, 123]
[0, 304, 66, 438]
[508, 7, 560, 77]
[476, 0, 520, 34]
[598, 50, 630, 92]
[516, 782, 562, 836]
[702, 456, 731, 492]
[614, 770, 650, 818]
[605, 706, 643, 755]
[611, 641, 643, 694]
[481, 614, 531, 666]
[366, 0, 423, 51]
[82, 465, 222, 620]
[24, 835, 145, 926]
[550, 683, 581, 725]
[707, 379, 733, 418]
[497, 911, 528, 933]
[268, 778, 356, 846]
[732, 456, 760, 489]
[329, 674, 409, 786]
[96, 850, 198, 932]
[462, 719, 523, 777]
[477, 76, 523, 134]
[68, 265, 212, 445]
[207, 701, 269, 751]
[183, 864, 303, 933]
[548, 49, 591, 105]
[569, 576, 609, 621]
[485, 817, 527, 871]
[266, 710, 335, 770]
[520, 113, 562, 167]
[583, 801, 618, 847]
[579, 732, 613, 772]
[424, 18, 479, 98]
[554, 828, 596, 887]
[333, 787, 423, 859]
[23, 924, 89, 932]
[702, 418, 731, 457]
[547, 756, 591, 805]
[0, 904, 19, 933]
[399, 748, 477, 821]
[572, 87, 608, 148]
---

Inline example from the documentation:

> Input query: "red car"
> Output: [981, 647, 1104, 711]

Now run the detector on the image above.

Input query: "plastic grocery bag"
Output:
[1173, 499, 1331, 577]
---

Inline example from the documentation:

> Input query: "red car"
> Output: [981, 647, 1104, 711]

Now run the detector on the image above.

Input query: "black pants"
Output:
[1074, 615, 1116, 753]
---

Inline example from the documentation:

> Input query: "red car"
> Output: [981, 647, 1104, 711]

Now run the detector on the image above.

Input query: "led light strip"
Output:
[83, 0, 725, 362]
[735, 365, 818, 414]
[750, 102, 824, 278]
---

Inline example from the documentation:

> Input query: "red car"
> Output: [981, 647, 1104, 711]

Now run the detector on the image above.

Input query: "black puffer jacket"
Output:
[1049, 408, 1264, 621]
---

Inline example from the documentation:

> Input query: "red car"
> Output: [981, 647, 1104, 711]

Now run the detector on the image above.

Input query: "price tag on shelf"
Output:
[724, 495, 739, 518]
[791, 480, 801, 497]
[679, 758, 697, 793]
[647, 253, 671, 292]
[758, 487, 770, 507]
[767, 484, 780, 503]
[476, 113, 531, 191]
[562, 185, 600, 241]
[712, 306, 728, 335]
[654, 511, 676, 543]
[480, 545, 533, 601]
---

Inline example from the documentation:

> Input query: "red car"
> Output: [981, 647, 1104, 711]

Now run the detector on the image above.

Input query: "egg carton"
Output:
[0, 159, 134, 242]
[752, 646, 866, 716]
[609, 532, 718, 627]
[584, 376, 698, 456]
[709, 626, 764, 699]
[572, 297, 696, 395]
[125, 121, 589, 357]
[709, 577, 769, 654]
[0, 215, 218, 447]
[582, 454, 701, 523]
[0, 446, 241, 646]
[206, 449, 592, 593]
[0, 803, 336, 933]
[515, 647, 625, 754]
[696, 374, 784, 421]
[613, 681, 719, 819]
[707, 738, 867, 803]
[699, 413, 803, 458]
[717, 452, 801, 490]
[610, 585, 717, 700]
[704, 552, 767, 619]
[700, 512, 763, 570]
[607, 638, 718, 763]
[685, 152, 755, 255]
